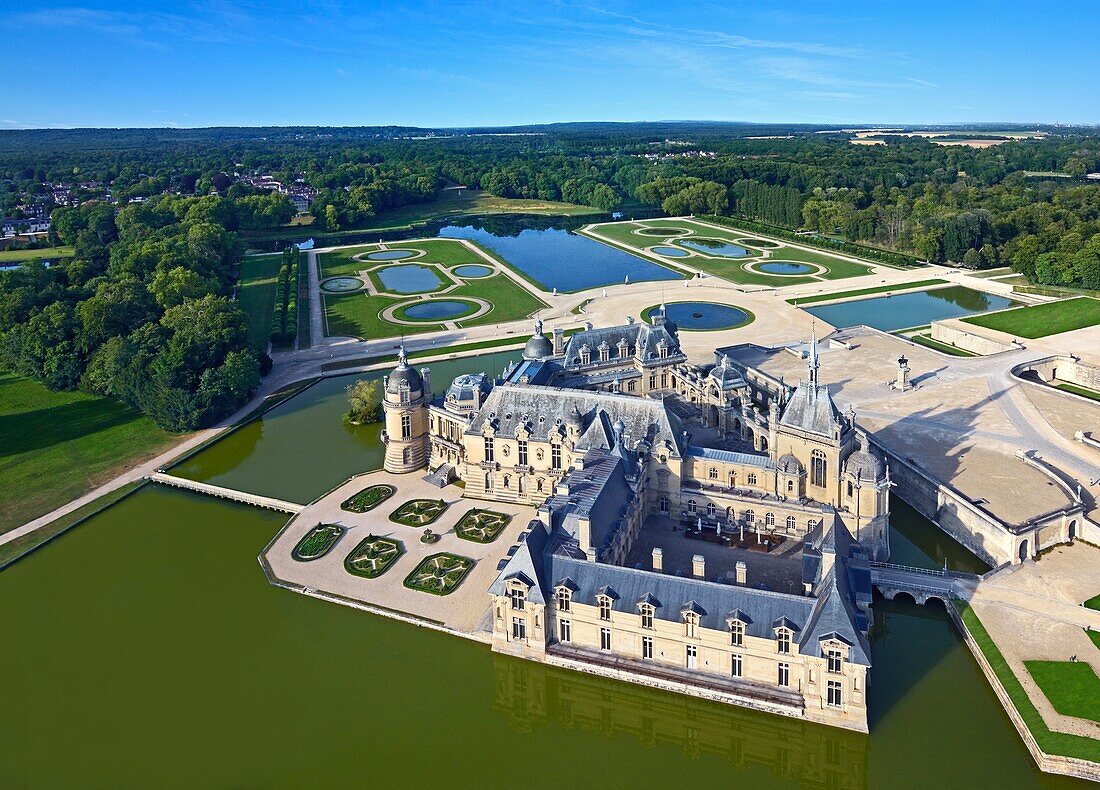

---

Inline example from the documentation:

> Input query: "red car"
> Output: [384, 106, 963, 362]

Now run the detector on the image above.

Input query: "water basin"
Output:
[803, 286, 1018, 332]
[652, 246, 690, 257]
[453, 264, 493, 278]
[757, 261, 814, 275]
[366, 249, 416, 261]
[399, 299, 477, 321]
[647, 301, 751, 330]
[375, 264, 443, 294]
[321, 276, 364, 292]
[676, 238, 753, 258]
[637, 226, 689, 236]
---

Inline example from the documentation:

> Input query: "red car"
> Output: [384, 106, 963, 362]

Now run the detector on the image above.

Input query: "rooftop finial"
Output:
[397, 344, 408, 367]
[807, 325, 820, 388]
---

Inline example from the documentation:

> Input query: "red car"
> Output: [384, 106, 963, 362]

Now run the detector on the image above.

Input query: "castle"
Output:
[380, 308, 892, 731]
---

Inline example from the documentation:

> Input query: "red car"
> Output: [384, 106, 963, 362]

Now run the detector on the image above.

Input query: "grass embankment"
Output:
[787, 279, 949, 306]
[243, 190, 601, 242]
[1025, 661, 1100, 723]
[0, 246, 75, 262]
[955, 601, 1100, 762]
[911, 334, 977, 357]
[963, 297, 1100, 339]
[0, 480, 145, 568]
[236, 253, 284, 350]
[1085, 594, 1100, 611]
[0, 370, 182, 533]
[1054, 382, 1100, 402]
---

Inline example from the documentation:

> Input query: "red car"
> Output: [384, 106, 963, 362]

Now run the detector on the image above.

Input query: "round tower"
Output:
[382, 346, 430, 473]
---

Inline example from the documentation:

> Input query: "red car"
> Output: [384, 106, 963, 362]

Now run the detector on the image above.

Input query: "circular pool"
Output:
[398, 299, 480, 321]
[320, 276, 365, 292]
[646, 301, 753, 331]
[637, 227, 688, 237]
[453, 264, 493, 278]
[652, 246, 690, 257]
[757, 261, 815, 275]
[367, 249, 417, 261]
[676, 238, 753, 258]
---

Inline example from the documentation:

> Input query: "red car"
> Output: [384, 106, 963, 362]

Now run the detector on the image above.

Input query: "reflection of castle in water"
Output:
[491, 652, 868, 790]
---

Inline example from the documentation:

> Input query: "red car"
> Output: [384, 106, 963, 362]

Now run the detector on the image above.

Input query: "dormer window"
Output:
[639, 603, 654, 630]
[827, 648, 843, 673]
[510, 588, 525, 610]
[683, 611, 699, 638]
[597, 595, 613, 621]
[776, 628, 792, 654]
[580, 345, 592, 365]
[599, 343, 610, 362]
[729, 620, 745, 646]
[618, 340, 629, 359]
[556, 586, 571, 612]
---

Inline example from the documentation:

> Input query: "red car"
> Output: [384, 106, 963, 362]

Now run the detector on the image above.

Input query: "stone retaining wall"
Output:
[1013, 355, 1100, 391]
[930, 322, 1016, 355]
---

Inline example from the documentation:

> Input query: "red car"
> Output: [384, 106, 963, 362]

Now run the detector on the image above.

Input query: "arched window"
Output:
[729, 620, 744, 646]
[787, 480, 794, 493]
[687, 500, 697, 514]
[639, 604, 654, 630]
[776, 628, 791, 654]
[807, 518, 818, 530]
[598, 596, 612, 621]
[785, 515, 797, 531]
[765, 512, 775, 527]
[683, 612, 699, 638]
[811, 449, 827, 488]
[744, 509, 755, 524]
[556, 587, 571, 612]
[728, 472, 736, 488]
[706, 502, 716, 517]
[708, 467, 718, 480]
[485, 473, 493, 491]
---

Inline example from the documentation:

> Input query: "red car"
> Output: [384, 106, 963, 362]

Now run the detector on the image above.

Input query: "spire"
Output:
[807, 327, 820, 388]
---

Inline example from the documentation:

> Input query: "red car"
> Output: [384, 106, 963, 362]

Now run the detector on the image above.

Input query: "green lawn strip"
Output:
[787, 278, 949, 306]
[1085, 594, 1100, 611]
[321, 238, 486, 280]
[323, 292, 442, 339]
[970, 267, 1014, 278]
[0, 480, 145, 569]
[340, 484, 395, 513]
[955, 601, 1100, 761]
[236, 253, 284, 350]
[1024, 661, 1100, 723]
[1087, 630, 1100, 652]
[403, 552, 475, 595]
[454, 273, 547, 328]
[298, 264, 312, 349]
[910, 334, 977, 357]
[0, 246, 74, 262]
[344, 535, 404, 579]
[962, 297, 1100, 339]
[1054, 382, 1100, 402]
[689, 257, 817, 287]
[0, 371, 180, 534]
[292, 524, 345, 562]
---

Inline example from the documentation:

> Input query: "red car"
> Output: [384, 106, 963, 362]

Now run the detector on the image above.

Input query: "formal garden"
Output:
[454, 508, 512, 543]
[344, 535, 405, 579]
[403, 552, 475, 595]
[389, 498, 449, 527]
[292, 523, 345, 561]
[340, 484, 396, 513]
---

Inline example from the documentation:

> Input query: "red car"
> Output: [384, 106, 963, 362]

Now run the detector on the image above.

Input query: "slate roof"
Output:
[688, 445, 774, 469]
[539, 449, 635, 557]
[562, 320, 683, 369]
[487, 521, 550, 605]
[467, 384, 686, 453]
[778, 382, 844, 436]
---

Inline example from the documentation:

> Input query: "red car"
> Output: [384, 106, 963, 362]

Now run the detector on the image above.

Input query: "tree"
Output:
[344, 379, 382, 424]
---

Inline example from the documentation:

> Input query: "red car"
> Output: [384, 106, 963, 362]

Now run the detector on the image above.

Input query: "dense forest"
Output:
[1, 122, 1098, 431]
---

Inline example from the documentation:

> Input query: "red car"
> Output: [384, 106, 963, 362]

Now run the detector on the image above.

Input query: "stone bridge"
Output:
[869, 562, 979, 606]
[149, 472, 305, 514]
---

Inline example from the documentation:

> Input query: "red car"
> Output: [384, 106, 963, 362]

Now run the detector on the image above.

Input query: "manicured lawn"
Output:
[390, 498, 448, 527]
[340, 484, 395, 513]
[0, 372, 179, 534]
[236, 253, 284, 350]
[404, 552, 475, 595]
[1024, 661, 1100, 723]
[1055, 382, 1100, 402]
[0, 246, 74, 262]
[320, 238, 492, 280]
[344, 535, 404, 579]
[292, 524, 345, 561]
[1085, 594, 1100, 611]
[455, 508, 512, 543]
[955, 601, 1100, 762]
[1087, 630, 1100, 652]
[963, 297, 1100, 339]
[787, 279, 949, 305]
[911, 334, 977, 357]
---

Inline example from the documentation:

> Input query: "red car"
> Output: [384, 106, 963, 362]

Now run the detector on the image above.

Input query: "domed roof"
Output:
[522, 319, 553, 360]
[845, 448, 885, 482]
[777, 453, 804, 475]
[385, 346, 423, 394]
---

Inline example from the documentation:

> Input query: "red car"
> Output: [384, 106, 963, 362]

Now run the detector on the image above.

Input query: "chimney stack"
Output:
[651, 547, 663, 572]
[735, 561, 747, 585]
[692, 554, 706, 578]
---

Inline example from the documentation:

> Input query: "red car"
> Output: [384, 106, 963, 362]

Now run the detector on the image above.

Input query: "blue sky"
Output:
[4, 0, 1097, 128]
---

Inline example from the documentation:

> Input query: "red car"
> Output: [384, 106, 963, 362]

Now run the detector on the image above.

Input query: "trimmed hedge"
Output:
[270, 246, 300, 344]
[701, 214, 923, 268]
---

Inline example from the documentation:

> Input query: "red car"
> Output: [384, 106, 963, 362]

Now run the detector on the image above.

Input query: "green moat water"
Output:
[0, 350, 1085, 788]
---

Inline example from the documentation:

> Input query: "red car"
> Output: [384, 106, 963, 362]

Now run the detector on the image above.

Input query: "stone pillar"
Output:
[652, 547, 663, 572]
[553, 327, 564, 356]
[735, 561, 747, 585]
[692, 554, 705, 578]
[896, 355, 910, 391]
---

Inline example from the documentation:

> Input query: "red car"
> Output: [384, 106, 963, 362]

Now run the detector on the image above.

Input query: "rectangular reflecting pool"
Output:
[803, 285, 1018, 332]
[439, 223, 683, 292]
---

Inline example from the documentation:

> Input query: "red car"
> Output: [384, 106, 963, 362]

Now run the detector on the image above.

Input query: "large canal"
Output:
[0, 351, 1085, 788]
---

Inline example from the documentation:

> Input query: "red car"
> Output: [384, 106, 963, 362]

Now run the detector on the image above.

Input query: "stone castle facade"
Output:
[380, 308, 891, 731]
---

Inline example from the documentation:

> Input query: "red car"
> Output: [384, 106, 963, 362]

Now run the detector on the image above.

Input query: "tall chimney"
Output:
[692, 554, 706, 578]
[735, 561, 747, 585]
[651, 547, 663, 572]
[552, 327, 564, 356]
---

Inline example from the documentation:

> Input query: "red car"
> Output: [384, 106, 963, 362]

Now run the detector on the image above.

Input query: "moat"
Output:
[0, 350, 1084, 788]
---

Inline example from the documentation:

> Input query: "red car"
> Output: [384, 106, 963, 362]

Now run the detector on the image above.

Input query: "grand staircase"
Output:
[423, 464, 454, 488]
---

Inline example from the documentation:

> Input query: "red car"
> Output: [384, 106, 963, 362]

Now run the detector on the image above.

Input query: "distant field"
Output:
[0, 371, 178, 534]
[236, 253, 284, 350]
[0, 246, 74, 262]
[787, 278, 949, 305]
[582, 217, 875, 287]
[963, 297, 1100, 338]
